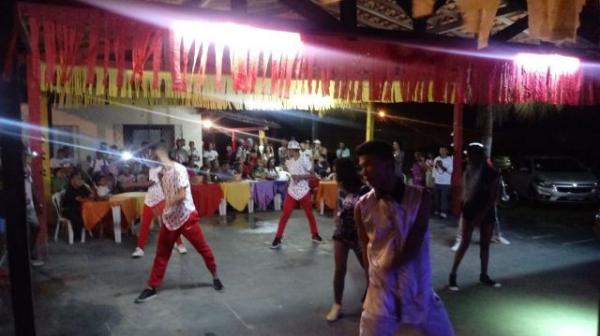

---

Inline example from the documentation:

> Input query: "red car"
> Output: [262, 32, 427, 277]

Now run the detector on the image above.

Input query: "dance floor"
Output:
[4, 210, 599, 335]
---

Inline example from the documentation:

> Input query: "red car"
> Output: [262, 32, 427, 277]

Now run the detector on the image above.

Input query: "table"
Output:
[81, 192, 146, 243]
[191, 184, 223, 217]
[219, 181, 252, 213]
[109, 192, 146, 243]
[316, 181, 338, 215]
[250, 180, 275, 211]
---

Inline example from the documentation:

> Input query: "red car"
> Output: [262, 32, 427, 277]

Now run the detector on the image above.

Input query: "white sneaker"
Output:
[497, 236, 511, 245]
[440, 213, 448, 219]
[450, 241, 461, 252]
[175, 244, 188, 254]
[131, 247, 144, 258]
[325, 303, 342, 322]
[31, 259, 44, 267]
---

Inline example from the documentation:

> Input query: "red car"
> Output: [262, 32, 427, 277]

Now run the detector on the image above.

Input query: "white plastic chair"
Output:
[52, 191, 74, 245]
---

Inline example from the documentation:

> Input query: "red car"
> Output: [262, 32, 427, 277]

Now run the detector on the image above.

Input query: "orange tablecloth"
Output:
[81, 193, 146, 231]
[316, 181, 338, 210]
[191, 184, 224, 217]
[109, 192, 146, 226]
[81, 200, 111, 231]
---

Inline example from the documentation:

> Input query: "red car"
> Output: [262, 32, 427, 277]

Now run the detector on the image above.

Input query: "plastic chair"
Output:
[52, 191, 74, 245]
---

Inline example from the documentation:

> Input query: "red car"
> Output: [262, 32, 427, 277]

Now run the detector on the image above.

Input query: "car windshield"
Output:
[534, 158, 586, 172]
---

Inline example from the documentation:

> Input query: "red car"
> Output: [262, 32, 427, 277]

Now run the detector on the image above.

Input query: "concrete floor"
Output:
[2, 207, 600, 336]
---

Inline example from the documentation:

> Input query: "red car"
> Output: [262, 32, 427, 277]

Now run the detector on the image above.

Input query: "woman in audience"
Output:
[253, 159, 267, 180]
[265, 158, 278, 180]
[411, 151, 427, 187]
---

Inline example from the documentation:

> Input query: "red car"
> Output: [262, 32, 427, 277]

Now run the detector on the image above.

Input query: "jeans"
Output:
[433, 184, 451, 214]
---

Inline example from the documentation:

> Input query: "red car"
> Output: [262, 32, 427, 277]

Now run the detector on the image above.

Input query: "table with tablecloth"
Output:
[81, 192, 146, 242]
[220, 181, 252, 212]
[250, 180, 275, 211]
[316, 181, 338, 214]
[191, 183, 224, 217]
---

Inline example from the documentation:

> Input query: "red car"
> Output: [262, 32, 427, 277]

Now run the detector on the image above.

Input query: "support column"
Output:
[0, 0, 36, 333]
[481, 105, 494, 157]
[451, 96, 464, 216]
[365, 103, 375, 141]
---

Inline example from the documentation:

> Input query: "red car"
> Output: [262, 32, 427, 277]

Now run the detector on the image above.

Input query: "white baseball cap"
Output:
[287, 140, 301, 149]
[313, 139, 321, 144]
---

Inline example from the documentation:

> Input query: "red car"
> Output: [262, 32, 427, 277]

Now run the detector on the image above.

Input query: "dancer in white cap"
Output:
[270, 140, 322, 249]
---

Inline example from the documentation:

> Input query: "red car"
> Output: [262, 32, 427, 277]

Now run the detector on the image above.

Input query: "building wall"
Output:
[52, 105, 202, 161]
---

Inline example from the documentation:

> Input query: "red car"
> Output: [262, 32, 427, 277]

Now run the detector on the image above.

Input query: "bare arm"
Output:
[355, 205, 369, 274]
[391, 188, 431, 267]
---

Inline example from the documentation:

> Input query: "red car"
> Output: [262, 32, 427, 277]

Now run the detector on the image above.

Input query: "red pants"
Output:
[275, 193, 319, 239]
[137, 201, 182, 249]
[148, 212, 217, 288]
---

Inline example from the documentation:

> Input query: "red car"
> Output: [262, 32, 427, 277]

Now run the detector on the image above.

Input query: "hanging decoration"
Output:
[457, 0, 501, 49]
[527, 0, 586, 43]
[15, 2, 600, 108]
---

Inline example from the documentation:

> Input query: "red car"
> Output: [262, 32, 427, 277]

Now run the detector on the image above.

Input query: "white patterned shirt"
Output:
[144, 166, 165, 207]
[285, 156, 312, 200]
[160, 162, 196, 230]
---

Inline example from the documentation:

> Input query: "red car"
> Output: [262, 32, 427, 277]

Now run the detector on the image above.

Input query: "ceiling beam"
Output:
[357, 4, 412, 30]
[340, 0, 357, 28]
[279, 0, 341, 27]
[428, 4, 527, 34]
[491, 16, 528, 42]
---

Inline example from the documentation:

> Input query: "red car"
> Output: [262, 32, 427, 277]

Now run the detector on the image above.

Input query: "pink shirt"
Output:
[144, 166, 164, 207]
[160, 162, 196, 230]
[285, 156, 312, 200]
[357, 185, 434, 324]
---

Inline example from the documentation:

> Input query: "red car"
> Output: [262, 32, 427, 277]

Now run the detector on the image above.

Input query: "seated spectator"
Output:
[117, 166, 136, 191]
[265, 158, 278, 180]
[253, 159, 267, 180]
[241, 157, 254, 179]
[96, 175, 113, 199]
[63, 171, 93, 236]
[314, 155, 331, 179]
[214, 162, 235, 182]
[52, 168, 68, 193]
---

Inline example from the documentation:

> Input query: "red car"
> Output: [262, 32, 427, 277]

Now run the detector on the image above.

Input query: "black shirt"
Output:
[63, 184, 92, 210]
[462, 165, 499, 221]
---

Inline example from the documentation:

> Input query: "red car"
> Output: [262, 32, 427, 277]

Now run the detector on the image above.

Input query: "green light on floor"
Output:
[491, 296, 597, 336]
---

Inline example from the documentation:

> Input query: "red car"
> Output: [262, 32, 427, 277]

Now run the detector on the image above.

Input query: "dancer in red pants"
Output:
[136, 144, 223, 303]
[270, 140, 322, 249]
[131, 164, 186, 258]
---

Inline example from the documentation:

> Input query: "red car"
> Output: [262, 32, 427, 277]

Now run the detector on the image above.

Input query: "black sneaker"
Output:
[270, 237, 282, 249]
[135, 287, 157, 303]
[312, 234, 324, 244]
[448, 273, 459, 291]
[213, 278, 224, 292]
[480, 274, 501, 288]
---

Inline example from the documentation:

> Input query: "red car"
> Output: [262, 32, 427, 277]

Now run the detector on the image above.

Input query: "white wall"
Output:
[52, 105, 202, 161]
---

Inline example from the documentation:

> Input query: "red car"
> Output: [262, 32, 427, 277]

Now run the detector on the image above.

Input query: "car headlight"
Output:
[535, 179, 553, 188]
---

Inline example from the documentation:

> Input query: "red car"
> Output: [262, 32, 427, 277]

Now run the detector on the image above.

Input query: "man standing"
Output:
[270, 140, 323, 249]
[24, 152, 43, 266]
[188, 141, 201, 165]
[448, 143, 501, 291]
[336, 142, 351, 159]
[432, 146, 453, 219]
[203, 142, 219, 166]
[354, 141, 454, 336]
[392, 141, 405, 178]
[131, 159, 187, 258]
[171, 139, 189, 164]
[135, 144, 223, 303]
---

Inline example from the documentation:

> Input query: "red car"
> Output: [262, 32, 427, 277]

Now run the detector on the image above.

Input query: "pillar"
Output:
[365, 103, 375, 141]
[451, 94, 464, 216]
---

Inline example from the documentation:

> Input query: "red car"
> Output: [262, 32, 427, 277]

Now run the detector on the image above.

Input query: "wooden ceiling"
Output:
[116, 0, 600, 51]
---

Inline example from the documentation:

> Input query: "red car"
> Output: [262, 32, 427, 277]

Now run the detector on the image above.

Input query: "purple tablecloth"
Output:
[251, 180, 275, 211]
[274, 180, 289, 197]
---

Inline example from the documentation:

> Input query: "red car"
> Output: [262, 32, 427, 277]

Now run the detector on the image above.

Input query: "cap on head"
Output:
[287, 140, 301, 150]
[313, 139, 321, 144]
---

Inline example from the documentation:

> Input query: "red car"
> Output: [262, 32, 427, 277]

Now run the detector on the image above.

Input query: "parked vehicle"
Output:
[508, 156, 599, 204]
